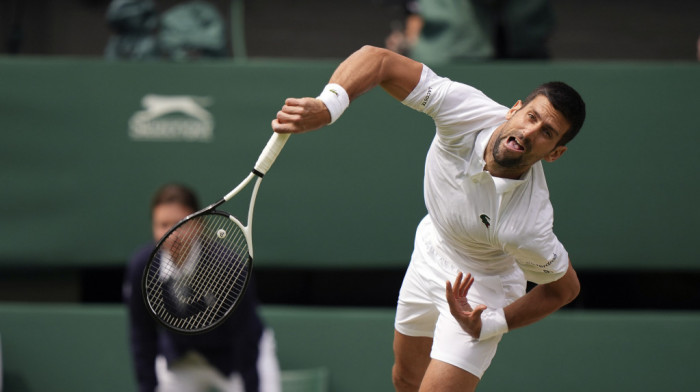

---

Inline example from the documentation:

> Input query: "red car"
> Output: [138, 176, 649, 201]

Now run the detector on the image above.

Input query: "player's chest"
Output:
[436, 172, 525, 247]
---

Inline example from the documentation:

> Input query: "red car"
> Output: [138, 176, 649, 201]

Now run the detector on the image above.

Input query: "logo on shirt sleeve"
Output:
[421, 87, 433, 106]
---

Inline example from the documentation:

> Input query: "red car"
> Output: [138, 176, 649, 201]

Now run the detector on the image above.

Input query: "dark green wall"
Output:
[0, 304, 698, 392]
[1, 57, 697, 269]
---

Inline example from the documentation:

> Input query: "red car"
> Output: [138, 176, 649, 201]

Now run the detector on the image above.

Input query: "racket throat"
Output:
[245, 177, 263, 258]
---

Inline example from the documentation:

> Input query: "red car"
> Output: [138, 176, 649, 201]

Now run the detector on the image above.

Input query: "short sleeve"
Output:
[402, 65, 508, 142]
[507, 199, 570, 284]
[514, 239, 569, 285]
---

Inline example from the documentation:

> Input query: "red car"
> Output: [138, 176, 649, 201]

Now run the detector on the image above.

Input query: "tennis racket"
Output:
[142, 132, 290, 334]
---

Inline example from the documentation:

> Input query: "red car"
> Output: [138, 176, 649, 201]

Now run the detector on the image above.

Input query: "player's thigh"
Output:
[430, 312, 501, 380]
[419, 359, 479, 392]
[393, 330, 433, 378]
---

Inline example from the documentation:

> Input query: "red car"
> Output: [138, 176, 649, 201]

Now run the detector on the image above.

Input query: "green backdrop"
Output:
[0, 57, 697, 269]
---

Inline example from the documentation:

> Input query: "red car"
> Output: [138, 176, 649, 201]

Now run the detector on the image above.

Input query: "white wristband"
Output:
[479, 308, 509, 341]
[316, 83, 350, 124]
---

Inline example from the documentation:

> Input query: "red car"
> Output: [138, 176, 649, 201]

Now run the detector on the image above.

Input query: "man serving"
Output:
[272, 45, 584, 392]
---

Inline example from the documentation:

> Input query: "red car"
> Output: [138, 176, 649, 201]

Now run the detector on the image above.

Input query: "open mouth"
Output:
[506, 136, 525, 152]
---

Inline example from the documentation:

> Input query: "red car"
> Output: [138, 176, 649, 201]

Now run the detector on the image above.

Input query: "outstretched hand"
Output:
[271, 97, 331, 134]
[446, 272, 487, 339]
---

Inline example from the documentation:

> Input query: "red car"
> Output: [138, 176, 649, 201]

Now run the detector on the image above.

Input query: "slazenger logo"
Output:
[129, 95, 214, 142]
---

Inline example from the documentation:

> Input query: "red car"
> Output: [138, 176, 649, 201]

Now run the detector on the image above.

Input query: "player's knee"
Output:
[392, 363, 421, 392]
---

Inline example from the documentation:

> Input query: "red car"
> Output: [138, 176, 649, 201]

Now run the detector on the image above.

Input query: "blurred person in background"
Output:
[104, 0, 159, 60]
[386, 0, 555, 64]
[385, 0, 423, 56]
[105, 0, 228, 61]
[124, 183, 280, 392]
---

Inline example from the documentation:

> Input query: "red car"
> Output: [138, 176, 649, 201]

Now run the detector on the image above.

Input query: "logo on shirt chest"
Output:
[479, 214, 491, 229]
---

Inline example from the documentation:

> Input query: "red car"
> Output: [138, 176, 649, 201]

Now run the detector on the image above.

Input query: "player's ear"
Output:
[505, 100, 523, 120]
[544, 145, 567, 162]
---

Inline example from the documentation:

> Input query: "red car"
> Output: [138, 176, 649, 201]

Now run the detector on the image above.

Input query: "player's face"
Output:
[152, 203, 193, 243]
[491, 95, 570, 174]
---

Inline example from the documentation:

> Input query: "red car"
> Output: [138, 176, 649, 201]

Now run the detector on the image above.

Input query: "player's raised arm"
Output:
[272, 45, 423, 134]
[328, 45, 423, 102]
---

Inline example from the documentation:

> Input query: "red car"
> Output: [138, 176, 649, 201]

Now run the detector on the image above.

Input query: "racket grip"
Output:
[254, 132, 290, 175]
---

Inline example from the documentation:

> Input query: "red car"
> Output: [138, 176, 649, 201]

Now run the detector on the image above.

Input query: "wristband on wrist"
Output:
[479, 308, 509, 341]
[316, 83, 350, 124]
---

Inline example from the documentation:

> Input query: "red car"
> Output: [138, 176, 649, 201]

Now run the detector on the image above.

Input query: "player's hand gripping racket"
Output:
[142, 132, 290, 334]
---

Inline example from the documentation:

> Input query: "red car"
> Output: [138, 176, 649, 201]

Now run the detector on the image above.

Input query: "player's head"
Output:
[489, 83, 585, 178]
[150, 183, 200, 243]
[521, 81, 586, 147]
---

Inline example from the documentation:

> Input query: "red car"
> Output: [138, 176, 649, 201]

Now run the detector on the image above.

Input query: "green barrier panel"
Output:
[263, 307, 700, 392]
[481, 310, 700, 391]
[0, 304, 135, 392]
[0, 304, 698, 392]
[261, 306, 396, 392]
[0, 57, 697, 269]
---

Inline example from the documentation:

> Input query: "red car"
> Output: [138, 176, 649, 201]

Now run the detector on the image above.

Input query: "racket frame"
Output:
[141, 132, 289, 334]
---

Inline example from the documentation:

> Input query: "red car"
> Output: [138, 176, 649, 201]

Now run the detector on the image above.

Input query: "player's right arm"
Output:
[272, 45, 423, 134]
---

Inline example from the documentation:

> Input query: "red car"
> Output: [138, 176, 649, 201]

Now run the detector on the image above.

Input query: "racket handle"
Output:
[254, 132, 290, 175]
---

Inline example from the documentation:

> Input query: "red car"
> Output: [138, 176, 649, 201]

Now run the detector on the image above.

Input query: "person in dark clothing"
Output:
[124, 183, 280, 392]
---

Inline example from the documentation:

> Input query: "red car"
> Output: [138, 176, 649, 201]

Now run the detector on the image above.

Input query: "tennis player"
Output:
[272, 45, 583, 391]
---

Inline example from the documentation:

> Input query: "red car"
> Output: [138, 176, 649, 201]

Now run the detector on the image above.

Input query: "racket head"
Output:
[142, 210, 252, 334]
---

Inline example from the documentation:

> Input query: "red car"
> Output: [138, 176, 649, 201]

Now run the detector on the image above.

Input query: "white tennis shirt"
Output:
[402, 65, 569, 285]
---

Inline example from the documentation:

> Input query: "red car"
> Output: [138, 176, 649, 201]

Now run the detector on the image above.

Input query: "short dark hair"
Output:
[150, 183, 200, 214]
[522, 81, 586, 146]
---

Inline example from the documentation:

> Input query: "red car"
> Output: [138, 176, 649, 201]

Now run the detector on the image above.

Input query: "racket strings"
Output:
[158, 217, 246, 330]
[145, 213, 251, 331]
[187, 225, 248, 328]
[198, 229, 248, 324]
[148, 218, 208, 317]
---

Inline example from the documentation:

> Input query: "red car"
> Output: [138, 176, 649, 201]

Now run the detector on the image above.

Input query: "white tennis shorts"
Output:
[394, 221, 526, 378]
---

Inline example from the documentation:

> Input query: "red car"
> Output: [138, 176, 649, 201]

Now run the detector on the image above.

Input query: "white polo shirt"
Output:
[403, 65, 569, 285]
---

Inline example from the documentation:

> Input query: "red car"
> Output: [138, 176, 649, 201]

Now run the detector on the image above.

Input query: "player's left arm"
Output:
[503, 259, 580, 331]
[446, 261, 579, 339]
